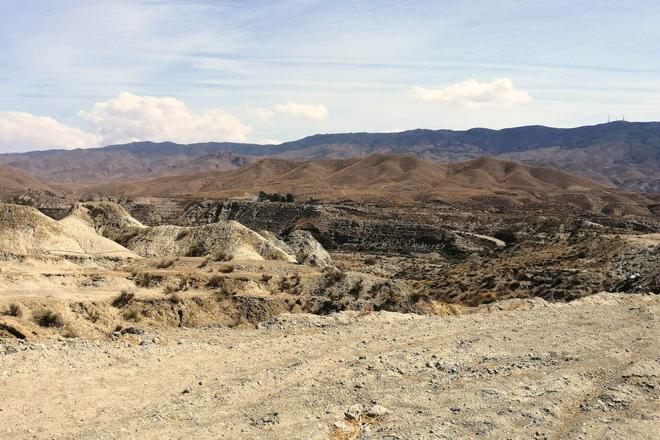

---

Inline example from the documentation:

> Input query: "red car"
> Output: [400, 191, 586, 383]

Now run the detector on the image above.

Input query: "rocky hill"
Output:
[1, 121, 658, 192]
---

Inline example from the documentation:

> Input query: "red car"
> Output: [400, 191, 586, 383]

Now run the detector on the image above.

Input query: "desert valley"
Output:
[2, 2, 660, 438]
[0, 122, 659, 439]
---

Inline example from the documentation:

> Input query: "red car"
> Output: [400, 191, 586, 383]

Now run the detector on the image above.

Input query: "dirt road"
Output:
[1, 293, 658, 439]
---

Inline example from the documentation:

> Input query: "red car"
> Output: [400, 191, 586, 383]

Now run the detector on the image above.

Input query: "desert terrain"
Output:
[1, 294, 658, 439]
[1, 152, 659, 439]
[3, 2, 660, 438]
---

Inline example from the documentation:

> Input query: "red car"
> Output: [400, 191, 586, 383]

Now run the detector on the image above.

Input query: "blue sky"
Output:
[1, 0, 659, 152]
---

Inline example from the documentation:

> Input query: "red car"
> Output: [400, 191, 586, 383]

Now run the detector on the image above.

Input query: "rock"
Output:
[333, 420, 353, 432]
[284, 230, 334, 268]
[366, 404, 391, 418]
[345, 404, 364, 420]
[120, 327, 144, 335]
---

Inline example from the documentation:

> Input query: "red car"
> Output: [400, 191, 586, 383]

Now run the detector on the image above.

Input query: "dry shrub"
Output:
[123, 309, 141, 322]
[34, 310, 65, 328]
[323, 267, 346, 287]
[112, 290, 135, 308]
[187, 243, 206, 257]
[212, 251, 232, 262]
[206, 275, 226, 289]
[4, 303, 23, 317]
[156, 258, 176, 269]
[134, 272, 162, 288]
[218, 264, 235, 273]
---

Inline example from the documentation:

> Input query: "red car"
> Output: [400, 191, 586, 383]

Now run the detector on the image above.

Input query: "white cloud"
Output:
[79, 92, 251, 145]
[272, 102, 329, 120]
[410, 78, 532, 108]
[0, 111, 98, 152]
[249, 107, 276, 122]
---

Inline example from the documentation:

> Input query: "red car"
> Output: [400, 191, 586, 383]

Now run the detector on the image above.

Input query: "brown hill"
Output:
[0, 164, 56, 202]
[81, 154, 658, 217]
[0, 164, 51, 192]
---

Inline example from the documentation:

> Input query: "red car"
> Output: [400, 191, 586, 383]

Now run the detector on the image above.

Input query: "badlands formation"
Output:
[0, 155, 659, 439]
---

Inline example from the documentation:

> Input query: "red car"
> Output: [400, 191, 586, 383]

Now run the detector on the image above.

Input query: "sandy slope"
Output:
[1, 293, 657, 440]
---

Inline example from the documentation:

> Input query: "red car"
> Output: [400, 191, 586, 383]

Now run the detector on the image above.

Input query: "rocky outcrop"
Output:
[70, 202, 146, 240]
[284, 230, 334, 268]
[123, 221, 297, 262]
[0, 203, 136, 258]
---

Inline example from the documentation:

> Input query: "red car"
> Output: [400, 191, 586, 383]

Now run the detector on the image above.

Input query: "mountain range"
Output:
[0, 121, 658, 193]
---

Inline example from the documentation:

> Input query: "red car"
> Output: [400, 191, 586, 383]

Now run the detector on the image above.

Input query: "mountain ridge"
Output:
[1, 121, 658, 192]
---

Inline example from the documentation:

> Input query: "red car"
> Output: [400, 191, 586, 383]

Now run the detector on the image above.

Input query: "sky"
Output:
[1, 0, 659, 152]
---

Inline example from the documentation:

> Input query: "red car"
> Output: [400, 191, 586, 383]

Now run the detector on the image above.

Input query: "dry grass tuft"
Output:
[4, 303, 23, 317]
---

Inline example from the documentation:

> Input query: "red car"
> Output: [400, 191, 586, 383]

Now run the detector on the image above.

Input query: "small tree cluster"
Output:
[257, 191, 295, 203]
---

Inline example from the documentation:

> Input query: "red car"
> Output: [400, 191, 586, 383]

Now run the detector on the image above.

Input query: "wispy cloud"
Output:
[250, 103, 330, 121]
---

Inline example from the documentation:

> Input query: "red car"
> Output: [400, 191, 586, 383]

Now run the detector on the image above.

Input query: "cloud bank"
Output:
[0, 111, 98, 152]
[79, 92, 251, 145]
[410, 78, 532, 108]
[0, 93, 257, 152]
[0, 94, 333, 152]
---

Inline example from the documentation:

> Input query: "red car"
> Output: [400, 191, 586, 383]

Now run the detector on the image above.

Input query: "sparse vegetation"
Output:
[212, 251, 232, 262]
[187, 243, 206, 257]
[123, 309, 141, 322]
[34, 310, 65, 328]
[156, 258, 176, 269]
[112, 290, 135, 308]
[218, 264, 235, 273]
[206, 275, 226, 289]
[134, 272, 163, 288]
[257, 191, 295, 203]
[323, 267, 346, 286]
[4, 303, 23, 317]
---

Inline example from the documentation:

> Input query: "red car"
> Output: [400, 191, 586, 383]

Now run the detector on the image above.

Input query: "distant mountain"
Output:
[83, 154, 658, 218]
[0, 145, 250, 182]
[1, 121, 659, 192]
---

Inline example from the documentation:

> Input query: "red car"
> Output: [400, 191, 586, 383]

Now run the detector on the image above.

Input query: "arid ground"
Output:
[1, 293, 658, 439]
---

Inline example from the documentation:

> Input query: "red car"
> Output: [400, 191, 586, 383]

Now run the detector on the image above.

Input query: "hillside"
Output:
[0, 163, 57, 203]
[83, 154, 659, 217]
[0, 146, 250, 182]
[1, 121, 658, 192]
[0, 163, 52, 192]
